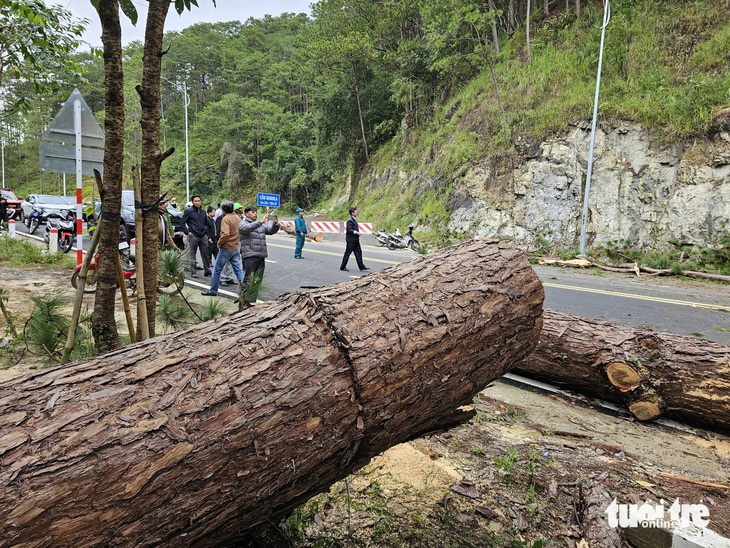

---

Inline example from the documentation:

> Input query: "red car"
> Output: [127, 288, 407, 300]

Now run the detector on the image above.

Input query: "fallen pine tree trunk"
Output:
[0, 239, 543, 547]
[514, 309, 730, 432]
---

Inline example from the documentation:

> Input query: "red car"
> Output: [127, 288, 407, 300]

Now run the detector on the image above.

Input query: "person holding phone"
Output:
[238, 205, 280, 307]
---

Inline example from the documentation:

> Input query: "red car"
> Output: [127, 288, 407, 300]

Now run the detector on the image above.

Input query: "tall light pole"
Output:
[578, 0, 611, 258]
[163, 78, 191, 204]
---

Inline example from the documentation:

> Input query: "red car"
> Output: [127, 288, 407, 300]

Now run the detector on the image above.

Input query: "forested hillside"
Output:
[1, 0, 727, 239]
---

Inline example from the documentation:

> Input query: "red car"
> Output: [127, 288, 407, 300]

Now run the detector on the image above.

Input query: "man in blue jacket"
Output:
[294, 207, 307, 259]
[181, 195, 211, 278]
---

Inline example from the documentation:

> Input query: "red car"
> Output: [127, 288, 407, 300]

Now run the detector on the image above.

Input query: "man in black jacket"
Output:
[0, 196, 7, 230]
[206, 205, 218, 265]
[181, 195, 211, 278]
[339, 206, 369, 272]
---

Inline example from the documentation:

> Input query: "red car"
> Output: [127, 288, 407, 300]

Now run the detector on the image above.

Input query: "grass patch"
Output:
[0, 235, 76, 269]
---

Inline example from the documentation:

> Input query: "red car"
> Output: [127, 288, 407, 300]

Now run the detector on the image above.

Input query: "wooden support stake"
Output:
[116, 252, 136, 343]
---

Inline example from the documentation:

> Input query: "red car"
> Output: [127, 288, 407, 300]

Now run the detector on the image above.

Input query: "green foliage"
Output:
[23, 294, 95, 364]
[156, 293, 194, 332]
[159, 249, 188, 290]
[281, 499, 320, 542]
[493, 448, 519, 480]
[590, 229, 730, 276]
[198, 298, 230, 321]
[505, 405, 527, 422]
[239, 269, 265, 307]
[0, 335, 20, 368]
[0, 236, 76, 268]
[4, 0, 728, 247]
[0, 287, 20, 367]
[0, 0, 87, 115]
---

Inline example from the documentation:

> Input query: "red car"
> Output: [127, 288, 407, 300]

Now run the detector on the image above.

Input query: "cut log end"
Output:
[605, 362, 642, 392]
[628, 400, 662, 421]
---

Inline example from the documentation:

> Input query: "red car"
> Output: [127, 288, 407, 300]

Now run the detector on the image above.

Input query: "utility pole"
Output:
[163, 78, 191, 204]
[578, 0, 611, 257]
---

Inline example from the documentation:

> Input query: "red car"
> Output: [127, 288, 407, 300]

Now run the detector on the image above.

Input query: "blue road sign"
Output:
[257, 192, 280, 208]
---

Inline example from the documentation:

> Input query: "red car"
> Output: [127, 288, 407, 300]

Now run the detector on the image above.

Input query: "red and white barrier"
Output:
[310, 221, 341, 233]
[49, 228, 58, 253]
[130, 238, 136, 256]
[357, 223, 373, 234]
[279, 220, 294, 229]
[7, 219, 15, 238]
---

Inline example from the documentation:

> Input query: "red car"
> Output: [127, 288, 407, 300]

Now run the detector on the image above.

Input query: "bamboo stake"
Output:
[132, 165, 149, 340]
[116, 252, 136, 343]
[60, 171, 106, 365]
[0, 288, 18, 339]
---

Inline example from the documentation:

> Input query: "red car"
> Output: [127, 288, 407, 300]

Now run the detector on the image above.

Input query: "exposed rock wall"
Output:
[450, 122, 730, 250]
[367, 121, 729, 251]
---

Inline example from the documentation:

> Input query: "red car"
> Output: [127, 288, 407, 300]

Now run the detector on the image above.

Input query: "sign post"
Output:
[74, 98, 83, 264]
[256, 192, 280, 209]
[40, 88, 104, 264]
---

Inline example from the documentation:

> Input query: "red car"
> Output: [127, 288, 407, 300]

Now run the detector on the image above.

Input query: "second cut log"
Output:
[514, 310, 730, 431]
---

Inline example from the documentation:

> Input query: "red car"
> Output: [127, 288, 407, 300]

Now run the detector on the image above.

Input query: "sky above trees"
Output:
[57, 0, 312, 47]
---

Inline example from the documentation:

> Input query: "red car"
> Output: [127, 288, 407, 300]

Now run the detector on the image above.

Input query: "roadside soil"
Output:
[1, 265, 729, 546]
[280, 382, 730, 547]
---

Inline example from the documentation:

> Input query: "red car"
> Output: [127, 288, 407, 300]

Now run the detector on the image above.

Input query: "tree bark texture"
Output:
[0, 240, 544, 546]
[138, 0, 171, 337]
[92, 0, 124, 352]
[578, 478, 625, 546]
[514, 310, 730, 431]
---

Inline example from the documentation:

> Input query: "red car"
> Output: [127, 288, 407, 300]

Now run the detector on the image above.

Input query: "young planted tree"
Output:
[136, 0, 173, 338]
[92, 0, 126, 352]
[88, 0, 214, 343]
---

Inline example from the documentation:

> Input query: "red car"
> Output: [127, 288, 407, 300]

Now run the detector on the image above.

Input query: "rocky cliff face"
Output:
[445, 121, 730, 251]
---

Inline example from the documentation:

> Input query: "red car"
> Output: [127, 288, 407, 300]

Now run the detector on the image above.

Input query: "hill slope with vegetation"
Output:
[2, 1, 727, 251]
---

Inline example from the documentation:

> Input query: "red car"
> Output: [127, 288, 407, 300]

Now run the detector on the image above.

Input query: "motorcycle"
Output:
[71, 241, 183, 296]
[25, 206, 47, 235]
[43, 210, 76, 253]
[386, 226, 420, 251]
[374, 229, 390, 247]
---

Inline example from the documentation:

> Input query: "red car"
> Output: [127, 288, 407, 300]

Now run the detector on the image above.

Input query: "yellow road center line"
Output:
[267, 242, 402, 265]
[270, 236, 728, 306]
[543, 282, 728, 312]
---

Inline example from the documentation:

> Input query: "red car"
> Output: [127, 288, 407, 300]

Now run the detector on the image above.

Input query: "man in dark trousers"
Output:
[238, 205, 280, 306]
[0, 195, 7, 230]
[206, 205, 218, 265]
[340, 206, 369, 272]
[181, 195, 211, 278]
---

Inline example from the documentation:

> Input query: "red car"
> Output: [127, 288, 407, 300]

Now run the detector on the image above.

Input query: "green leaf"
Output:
[119, 0, 138, 26]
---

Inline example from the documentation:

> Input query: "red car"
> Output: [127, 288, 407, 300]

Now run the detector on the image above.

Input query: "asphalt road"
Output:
[11, 220, 730, 345]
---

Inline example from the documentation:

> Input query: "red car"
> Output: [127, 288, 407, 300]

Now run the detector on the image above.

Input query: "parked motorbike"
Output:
[43, 210, 77, 253]
[25, 206, 47, 235]
[386, 226, 420, 251]
[374, 229, 390, 246]
[71, 241, 183, 296]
